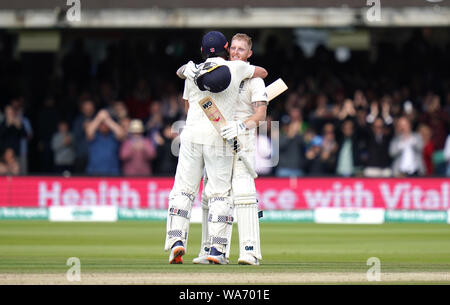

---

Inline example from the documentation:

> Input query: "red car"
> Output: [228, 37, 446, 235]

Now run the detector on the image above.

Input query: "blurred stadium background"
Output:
[0, 0, 449, 284]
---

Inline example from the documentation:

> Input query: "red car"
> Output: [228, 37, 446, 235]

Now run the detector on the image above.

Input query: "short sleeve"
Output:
[231, 60, 255, 81]
[250, 78, 268, 103]
[182, 79, 191, 100]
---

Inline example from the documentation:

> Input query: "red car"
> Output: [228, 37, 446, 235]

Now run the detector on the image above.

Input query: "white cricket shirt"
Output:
[234, 76, 268, 143]
[181, 57, 255, 146]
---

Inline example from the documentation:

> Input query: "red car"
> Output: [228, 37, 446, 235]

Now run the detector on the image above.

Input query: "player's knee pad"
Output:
[208, 196, 233, 253]
[164, 191, 195, 251]
[235, 202, 262, 260]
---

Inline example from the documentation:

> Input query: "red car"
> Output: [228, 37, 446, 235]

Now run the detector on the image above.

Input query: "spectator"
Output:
[389, 117, 425, 177]
[145, 101, 164, 137]
[11, 98, 32, 174]
[337, 99, 356, 121]
[120, 119, 156, 176]
[402, 100, 419, 129]
[152, 120, 179, 176]
[109, 100, 128, 123]
[335, 119, 360, 177]
[161, 93, 184, 122]
[304, 134, 327, 175]
[120, 116, 131, 134]
[0, 105, 26, 157]
[419, 94, 449, 176]
[356, 106, 369, 131]
[309, 93, 334, 128]
[380, 97, 394, 125]
[288, 106, 308, 134]
[419, 94, 448, 150]
[353, 90, 368, 109]
[367, 98, 393, 125]
[284, 92, 300, 114]
[320, 123, 338, 174]
[0, 148, 20, 176]
[51, 120, 76, 174]
[275, 116, 305, 177]
[363, 117, 393, 177]
[355, 105, 370, 164]
[85, 109, 126, 176]
[418, 124, 435, 176]
[72, 99, 96, 173]
[444, 134, 450, 177]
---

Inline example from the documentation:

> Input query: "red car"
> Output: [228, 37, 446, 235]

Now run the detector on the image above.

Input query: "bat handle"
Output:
[237, 151, 258, 179]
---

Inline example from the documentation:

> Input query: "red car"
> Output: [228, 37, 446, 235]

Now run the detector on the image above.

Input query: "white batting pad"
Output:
[208, 196, 234, 254]
[164, 192, 195, 251]
[235, 203, 262, 260]
[232, 155, 257, 205]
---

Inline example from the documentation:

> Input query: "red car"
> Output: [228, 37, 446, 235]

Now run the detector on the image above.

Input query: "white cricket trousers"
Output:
[173, 140, 234, 198]
[165, 139, 234, 251]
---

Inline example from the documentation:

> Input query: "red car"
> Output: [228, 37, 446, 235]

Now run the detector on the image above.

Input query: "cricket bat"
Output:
[199, 96, 258, 179]
[266, 78, 288, 103]
[198, 78, 288, 179]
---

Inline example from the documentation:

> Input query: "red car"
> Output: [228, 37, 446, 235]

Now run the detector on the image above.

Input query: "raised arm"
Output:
[102, 112, 126, 141]
[252, 66, 268, 79]
[176, 61, 197, 80]
[85, 110, 107, 141]
[176, 64, 187, 79]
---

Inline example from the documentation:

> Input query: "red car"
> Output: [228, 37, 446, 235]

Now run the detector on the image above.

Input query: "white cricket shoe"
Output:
[169, 241, 185, 264]
[207, 247, 229, 265]
[192, 255, 211, 264]
[238, 255, 260, 265]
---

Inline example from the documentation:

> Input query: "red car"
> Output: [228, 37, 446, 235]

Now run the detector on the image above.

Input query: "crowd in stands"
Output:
[0, 29, 449, 177]
[263, 91, 450, 177]
[0, 94, 183, 176]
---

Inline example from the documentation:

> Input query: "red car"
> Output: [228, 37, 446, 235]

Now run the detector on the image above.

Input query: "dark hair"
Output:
[202, 49, 228, 61]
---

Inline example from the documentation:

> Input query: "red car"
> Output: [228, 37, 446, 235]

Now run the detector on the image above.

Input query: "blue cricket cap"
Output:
[201, 31, 229, 59]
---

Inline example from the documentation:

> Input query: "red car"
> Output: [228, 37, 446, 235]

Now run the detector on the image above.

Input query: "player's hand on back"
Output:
[183, 61, 198, 80]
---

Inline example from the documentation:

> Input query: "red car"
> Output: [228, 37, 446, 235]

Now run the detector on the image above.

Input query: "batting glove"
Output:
[220, 121, 247, 140]
[183, 61, 198, 80]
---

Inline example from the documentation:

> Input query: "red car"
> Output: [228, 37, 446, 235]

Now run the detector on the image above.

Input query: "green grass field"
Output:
[0, 221, 449, 284]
